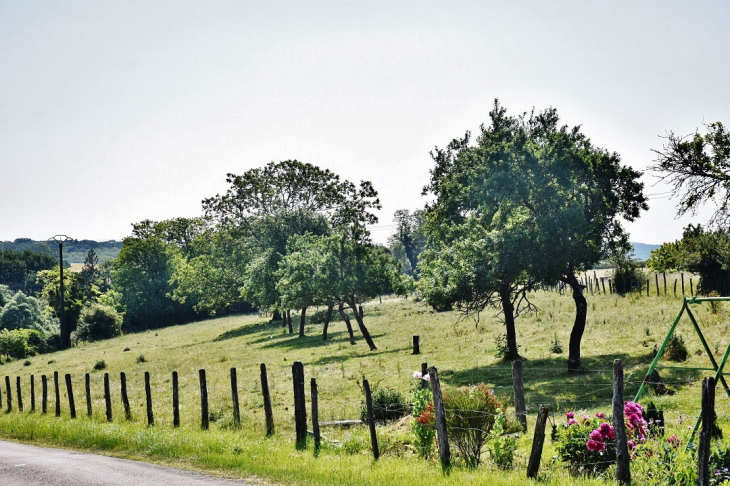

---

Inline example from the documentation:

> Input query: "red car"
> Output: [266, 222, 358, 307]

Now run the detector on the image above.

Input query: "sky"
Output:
[1, 1, 728, 245]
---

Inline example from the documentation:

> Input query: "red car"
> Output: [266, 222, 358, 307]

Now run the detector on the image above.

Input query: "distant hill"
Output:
[630, 242, 661, 261]
[0, 238, 122, 264]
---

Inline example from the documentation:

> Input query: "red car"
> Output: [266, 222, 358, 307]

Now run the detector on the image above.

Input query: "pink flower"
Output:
[566, 411, 575, 420]
[582, 415, 591, 424]
[586, 440, 605, 452]
[624, 401, 643, 416]
[595, 412, 606, 419]
[413, 371, 422, 380]
[423, 374, 430, 382]
[599, 422, 614, 439]
[567, 419, 577, 426]
[628, 440, 636, 451]
[668, 435, 681, 449]
[589, 429, 603, 441]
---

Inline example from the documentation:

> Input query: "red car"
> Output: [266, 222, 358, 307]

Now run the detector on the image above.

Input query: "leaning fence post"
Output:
[85, 373, 92, 417]
[428, 366, 451, 469]
[42, 375, 48, 414]
[261, 363, 274, 436]
[230, 367, 241, 428]
[292, 361, 307, 449]
[512, 360, 527, 433]
[527, 405, 549, 478]
[420, 362, 428, 389]
[16, 376, 23, 412]
[5, 375, 12, 412]
[30, 375, 35, 412]
[104, 372, 112, 422]
[311, 378, 321, 451]
[199, 369, 209, 430]
[65, 374, 76, 419]
[363, 379, 379, 459]
[412, 335, 420, 355]
[698, 377, 716, 486]
[144, 371, 154, 426]
[613, 359, 630, 484]
[172, 371, 180, 428]
[120, 372, 131, 420]
[54, 371, 60, 417]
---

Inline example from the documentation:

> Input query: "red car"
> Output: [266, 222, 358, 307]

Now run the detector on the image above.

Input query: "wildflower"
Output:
[624, 401, 643, 416]
[668, 435, 681, 449]
[595, 412, 606, 419]
[413, 370, 422, 380]
[567, 418, 577, 426]
[589, 429, 603, 442]
[566, 411, 575, 420]
[423, 374, 430, 382]
[628, 440, 636, 451]
[586, 440, 605, 452]
[598, 422, 614, 439]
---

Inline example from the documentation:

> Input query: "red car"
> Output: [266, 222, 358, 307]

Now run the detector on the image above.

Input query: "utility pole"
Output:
[49, 235, 72, 349]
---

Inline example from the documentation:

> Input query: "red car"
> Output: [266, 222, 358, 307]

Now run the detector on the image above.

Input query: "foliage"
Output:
[75, 304, 123, 342]
[0, 291, 57, 333]
[555, 403, 648, 477]
[610, 248, 646, 295]
[443, 384, 505, 467]
[651, 121, 730, 228]
[0, 284, 10, 308]
[359, 386, 408, 424]
[131, 217, 210, 258]
[388, 209, 427, 277]
[36, 267, 86, 347]
[0, 248, 56, 295]
[411, 376, 435, 459]
[488, 409, 516, 469]
[0, 328, 46, 358]
[93, 360, 107, 371]
[549, 333, 564, 354]
[632, 435, 696, 486]
[664, 334, 689, 362]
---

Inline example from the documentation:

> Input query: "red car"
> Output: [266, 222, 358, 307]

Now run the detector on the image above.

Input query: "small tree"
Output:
[75, 303, 123, 341]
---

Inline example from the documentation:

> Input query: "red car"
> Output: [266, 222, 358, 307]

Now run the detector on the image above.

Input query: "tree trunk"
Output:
[272, 309, 281, 321]
[298, 307, 307, 337]
[287, 310, 293, 334]
[499, 282, 520, 361]
[349, 299, 377, 350]
[338, 303, 356, 345]
[322, 301, 334, 341]
[565, 273, 587, 371]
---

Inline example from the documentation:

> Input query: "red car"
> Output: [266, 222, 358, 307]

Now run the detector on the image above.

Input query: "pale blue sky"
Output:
[1, 1, 728, 244]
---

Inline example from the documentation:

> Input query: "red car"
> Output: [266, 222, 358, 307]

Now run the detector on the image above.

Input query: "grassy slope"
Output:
[0, 287, 727, 485]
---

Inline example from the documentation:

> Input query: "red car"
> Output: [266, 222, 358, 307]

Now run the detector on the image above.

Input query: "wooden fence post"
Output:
[646, 279, 650, 297]
[85, 373, 91, 417]
[698, 377, 716, 486]
[120, 372, 131, 420]
[690, 278, 694, 296]
[104, 372, 112, 422]
[5, 375, 12, 412]
[16, 376, 23, 412]
[172, 371, 180, 428]
[144, 371, 154, 426]
[41, 375, 48, 414]
[359, 305, 364, 320]
[601, 278, 606, 294]
[527, 405, 549, 478]
[30, 375, 35, 412]
[674, 279, 677, 296]
[199, 369, 209, 430]
[311, 378, 321, 451]
[54, 371, 60, 417]
[512, 360, 527, 433]
[421, 362, 428, 389]
[65, 374, 76, 419]
[230, 367, 241, 428]
[292, 361, 307, 449]
[261, 364, 274, 436]
[412, 335, 420, 355]
[663, 272, 667, 295]
[428, 366, 451, 470]
[362, 379, 379, 459]
[613, 360, 630, 484]
[655, 273, 660, 296]
[681, 273, 685, 295]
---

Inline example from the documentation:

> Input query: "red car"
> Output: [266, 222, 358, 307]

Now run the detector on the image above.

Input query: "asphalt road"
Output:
[0, 440, 253, 486]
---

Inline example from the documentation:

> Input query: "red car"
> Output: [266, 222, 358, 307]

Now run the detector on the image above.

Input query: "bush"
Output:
[308, 308, 342, 324]
[611, 249, 645, 295]
[0, 291, 57, 333]
[45, 332, 62, 352]
[94, 360, 106, 371]
[360, 386, 408, 424]
[443, 384, 505, 467]
[489, 409, 516, 469]
[664, 334, 688, 362]
[75, 304, 122, 342]
[549, 333, 563, 354]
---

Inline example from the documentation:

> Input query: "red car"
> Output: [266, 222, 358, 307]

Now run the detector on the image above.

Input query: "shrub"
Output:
[412, 384, 435, 459]
[443, 384, 505, 467]
[489, 409, 516, 469]
[0, 329, 28, 359]
[549, 333, 563, 354]
[23, 360, 31, 366]
[360, 386, 408, 424]
[45, 332, 62, 352]
[664, 334, 688, 362]
[308, 308, 342, 324]
[75, 304, 122, 342]
[611, 249, 645, 295]
[94, 360, 106, 371]
[136, 354, 146, 363]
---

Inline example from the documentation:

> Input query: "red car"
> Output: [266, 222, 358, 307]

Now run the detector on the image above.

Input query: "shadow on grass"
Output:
[309, 346, 410, 366]
[438, 352, 699, 412]
[257, 332, 387, 351]
[214, 320, 278, 341]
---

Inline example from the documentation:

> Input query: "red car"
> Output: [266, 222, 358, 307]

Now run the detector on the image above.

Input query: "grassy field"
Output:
[0, 285, 727, 485]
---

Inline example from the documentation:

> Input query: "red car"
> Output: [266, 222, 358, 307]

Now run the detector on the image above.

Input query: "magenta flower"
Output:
[566, 411, 575, 420]
[589, 429, 603, 442]
[624, 401, 643, 416]
[582, 415, 591, 424]
[628, 440, 636, 451]
[598, 422, 614, 439]
[595, 412, 606, 419]
[567, 418, 577, 426]
[586, 439, 605, 452]
[668, 435, 681, 449]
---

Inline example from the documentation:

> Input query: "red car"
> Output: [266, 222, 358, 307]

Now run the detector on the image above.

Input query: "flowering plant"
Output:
[555, 402, 648, 476]
[411, 371, 435, 459]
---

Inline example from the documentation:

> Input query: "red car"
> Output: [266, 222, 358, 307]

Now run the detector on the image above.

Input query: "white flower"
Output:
[423, 374, 430, 382]
[413, 371, 422, 379]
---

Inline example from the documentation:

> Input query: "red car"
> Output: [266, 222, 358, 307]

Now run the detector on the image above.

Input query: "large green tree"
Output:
[421, 101, 647, 366]
[388, 209, 427, 277]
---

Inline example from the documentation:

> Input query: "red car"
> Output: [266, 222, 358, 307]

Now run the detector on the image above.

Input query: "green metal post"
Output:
[686, 306, 730, 397]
